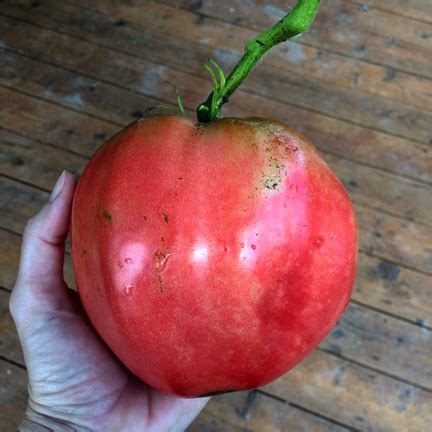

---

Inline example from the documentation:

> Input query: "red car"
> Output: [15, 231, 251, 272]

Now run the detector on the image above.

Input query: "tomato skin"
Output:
[71, 115, 357, 397]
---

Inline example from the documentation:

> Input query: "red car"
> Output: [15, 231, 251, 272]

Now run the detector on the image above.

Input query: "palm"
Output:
[11, 173, 207, 431]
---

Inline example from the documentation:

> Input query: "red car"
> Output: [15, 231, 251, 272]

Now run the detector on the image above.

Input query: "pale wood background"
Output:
[1, 1, 431, 430]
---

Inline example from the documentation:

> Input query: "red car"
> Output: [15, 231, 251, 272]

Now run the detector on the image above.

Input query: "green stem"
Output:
[196, 0, 320, 123]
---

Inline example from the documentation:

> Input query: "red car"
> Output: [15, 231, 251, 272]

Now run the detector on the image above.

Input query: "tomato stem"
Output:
[196, 0, 320, 123]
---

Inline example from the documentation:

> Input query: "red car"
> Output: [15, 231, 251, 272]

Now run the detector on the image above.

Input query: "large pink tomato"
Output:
[71, 115, 357, 397]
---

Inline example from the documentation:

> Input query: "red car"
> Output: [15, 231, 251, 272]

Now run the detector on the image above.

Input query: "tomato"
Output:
[71, 115, 357, 396]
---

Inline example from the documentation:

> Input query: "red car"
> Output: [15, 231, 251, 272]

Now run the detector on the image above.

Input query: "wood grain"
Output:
[190, 391, 349, 431]
[264, 350, 432, 432]
[78, 1, 432, 111]
[2, 54, 432, 226]
[2, 18, 431, 184]
[163, 0, 432, 78]
[0, 356, 348, 432]
[346, 0, 432, 23]
[2, 1, 431, 144]
[0, 360, 27, 432]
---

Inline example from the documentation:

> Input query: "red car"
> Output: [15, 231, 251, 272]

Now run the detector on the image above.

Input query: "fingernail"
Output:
[50, 171, 66, 202]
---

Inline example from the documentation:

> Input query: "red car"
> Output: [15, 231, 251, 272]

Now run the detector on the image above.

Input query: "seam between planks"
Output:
[1, 172, 51, 195]
[348, 1, 432, 25]
[0, 355, 26, 370]
[349, 298, 432, 332]
[0, 126, 90, 160]
[360, 249, 432, 277]
[318, 347, 432, 393]
[257, 389, 360, 431]
[1, 12, 430, 147]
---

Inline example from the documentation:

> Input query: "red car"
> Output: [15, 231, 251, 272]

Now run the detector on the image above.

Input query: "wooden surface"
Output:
[0, 0, 431, 430]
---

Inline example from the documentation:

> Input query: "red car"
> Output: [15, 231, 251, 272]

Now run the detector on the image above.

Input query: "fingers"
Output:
[11, 171, 78, 319]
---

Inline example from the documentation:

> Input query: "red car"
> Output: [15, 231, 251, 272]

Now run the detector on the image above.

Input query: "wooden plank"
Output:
[77, 0, 432, 112]
[2, 132, 432, 326]
[2, 54, 432, 227]
[323, 303, 432, 388]
[189, 391, 348, 431]
[0, 88, 118, 157]
[1, 349, 430, 432]
[2, 22, 432, 185]
[2, 2, 431, 145]
[264, 350, 432, 431]
[324, 154, 432, 226]
[355, 254, 432, 329]
[1, 127, 87, 188]
[1, 180, 431, 389]
[1, 177, 48, 233]
[0, 358, 348, 432]
[0, 230, 23, 289]
[163, 0, 432, 78]
[0, 360, 27, 432]
[357, 207, 432, 273]
[347, 0, 432, 23]
[76, 0, 432, 135]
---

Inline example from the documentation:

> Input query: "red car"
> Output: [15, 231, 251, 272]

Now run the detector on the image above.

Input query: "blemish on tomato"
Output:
[123, 283, 133, 296]
[154, 251, 171, 272]
[315, 236, 324, 248]
[251, 244, 257, 250]
[124, 258, 133, 264]
[81, 249, 87, 257]
[103, 210, 112, 223]
[162, 213, 169, 224]
[158, 275, 164, 292]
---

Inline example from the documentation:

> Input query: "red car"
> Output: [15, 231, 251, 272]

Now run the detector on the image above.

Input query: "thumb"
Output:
[11, 171, 78, 320]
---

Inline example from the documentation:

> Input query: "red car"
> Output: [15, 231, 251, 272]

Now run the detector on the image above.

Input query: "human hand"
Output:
[10, 171, 208, 431]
